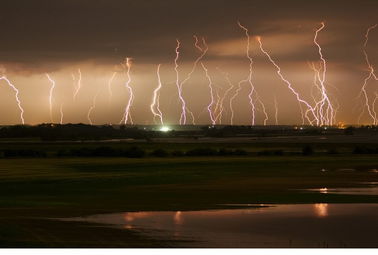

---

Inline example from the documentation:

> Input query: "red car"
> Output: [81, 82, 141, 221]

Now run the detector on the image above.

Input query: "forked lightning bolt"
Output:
[88, 90, 100, 125]
[0, 76, 25, 124]
[238, 21, 257, 125]
[121, 58, 134, 125]
[201, 63, 216, 125]
[151, 64, 164, 125]
[73, 68, 82, 100]
[257, 36, 318, 125]
[45, 73, 56, 123]
[359, 24, 378, 124]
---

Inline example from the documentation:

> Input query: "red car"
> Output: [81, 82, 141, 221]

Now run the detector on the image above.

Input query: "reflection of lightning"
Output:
[73, 68, 82, 100]
[45, 73, 56, 123]
[87, 90, 100, 125]
[0, 76, 25, 124]
[257, 36, 318, 125]
[60, 104, 64, 124]
[359, 24, 378, 125]
[201, 63, 216, 125]
[238, 21, 257, 125]
[151, 64, 164, 125]
[121, 58, 134, 125]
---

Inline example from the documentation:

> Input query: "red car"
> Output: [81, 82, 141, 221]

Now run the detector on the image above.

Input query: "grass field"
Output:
[0, 138, 377, 247]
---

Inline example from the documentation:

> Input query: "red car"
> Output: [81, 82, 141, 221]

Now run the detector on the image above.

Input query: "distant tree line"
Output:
[1, 124, 376, 141]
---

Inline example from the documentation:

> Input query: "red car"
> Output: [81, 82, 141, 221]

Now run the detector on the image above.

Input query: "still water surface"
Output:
[61, 203, 378, 247]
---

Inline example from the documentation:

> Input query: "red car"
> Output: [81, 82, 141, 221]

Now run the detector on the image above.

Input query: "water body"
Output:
[60, 204, 378, 247]
[302, 181, 378, 195]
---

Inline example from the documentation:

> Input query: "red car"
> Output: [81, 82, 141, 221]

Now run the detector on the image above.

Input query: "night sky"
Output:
[0, 0, 377, 125]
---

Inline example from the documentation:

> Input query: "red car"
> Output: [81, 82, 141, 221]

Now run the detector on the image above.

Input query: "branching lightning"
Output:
[358, 24, 378, 125]
[173, 40, 187, 125]
[215, 71, 235, 124]
[60, 103, 64, 125]
[0, 76, 25, 124]
[174, 36, 209, 125]
[274, 96, 279, 125]
[151, 64, 164, 125]
[312, 22, 335, 126]
[121, 58, 134, 125]
[88, 90, 100, 125]
[229, 79, 245, 125]
[45, 73, 56, 123]
[201, 63, 216, 125]
[73, 68, 82, 100]
[238, 21, 257, 125]
[257, 36, 318, 125]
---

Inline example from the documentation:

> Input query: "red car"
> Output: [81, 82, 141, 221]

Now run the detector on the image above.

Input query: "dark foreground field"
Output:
[0, 137, 377, 247]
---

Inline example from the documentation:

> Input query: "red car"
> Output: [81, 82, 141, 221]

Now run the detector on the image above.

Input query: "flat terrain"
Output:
[0, 136, 377, 247]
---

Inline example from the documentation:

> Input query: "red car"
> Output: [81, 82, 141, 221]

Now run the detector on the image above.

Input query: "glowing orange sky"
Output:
[0, 0, 377, 125]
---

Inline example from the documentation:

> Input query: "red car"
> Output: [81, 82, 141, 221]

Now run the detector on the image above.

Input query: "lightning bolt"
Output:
[313, 22, 335, 126]
[0, 76, 25, 124]
[151, 64, 164, 125]
[274, 96, 279, 125]
[256, 92, 269, 125]
[173, 39, 187, 125]
[201, 63, 216, 125]
[73, 68, 82, 100]
[257, 36, 318, 125]
[45, 73, 56, 123]
[215, 70, 235, 124]
[358, 24, 378, 125]
[121, 57, 134, 125]
[238, 21, 257, 125]
[229, 79, 244, 125]
[87, 90, 100, 125]
[60, 103, 64, 125]
[213, 90, 221, 123]
[174, 36, 208, 125]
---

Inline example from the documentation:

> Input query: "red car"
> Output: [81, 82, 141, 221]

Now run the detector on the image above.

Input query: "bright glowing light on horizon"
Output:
[159, 126, 171, 132]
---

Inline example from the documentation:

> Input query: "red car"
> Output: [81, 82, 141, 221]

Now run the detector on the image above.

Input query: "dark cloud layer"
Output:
[0, 0, 376, 69]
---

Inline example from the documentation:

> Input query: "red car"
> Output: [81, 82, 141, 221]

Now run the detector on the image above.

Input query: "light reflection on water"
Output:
[305, 187, 378, 196]
[60, 204, 378, 247]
